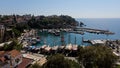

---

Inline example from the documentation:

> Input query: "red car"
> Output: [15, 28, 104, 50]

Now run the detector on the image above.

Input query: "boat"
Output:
[36, 36, 41, 43]
[41, 45, 47, 49]
[72, 44, 78, 51]
[39, 30, 42, 32]
[44, 45, 51, 52]
[59, 46, 65, 49]
[54, 32, 60, 36]
[52, 46, 59, 51]
[54, 30, 60, 36]
[31, 38, 37, 45]
[76, 31, 84, 35]
[65, 44, 72, 50]
[61, 35, 64, 42]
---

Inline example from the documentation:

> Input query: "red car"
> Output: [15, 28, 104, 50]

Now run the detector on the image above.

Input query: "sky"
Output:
[0, 0, 120, 18]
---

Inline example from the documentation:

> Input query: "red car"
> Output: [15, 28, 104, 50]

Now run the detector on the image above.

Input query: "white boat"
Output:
[52, 46, 59, 50]
[72, 45, 78, 50]
[44, 46, 51, 51]
[59, 46, 65, 49]
[31, 38, 37, 45]
[41, 45, 47, 49]
[65, 44, 73, 50]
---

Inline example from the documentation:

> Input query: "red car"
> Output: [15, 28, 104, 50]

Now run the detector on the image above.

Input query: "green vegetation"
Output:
[28, 15, 78, 29]
[67, 60, 81, 68]
[0, 15, 78, 42]
[12, 28, 21, 37]
[42, 54, 81, 68]
[29, 63, 42, 68]
[116, 65, 120, 68]
[3, 39, 22, 51]
[77, 45, 118, 68]
[0, 15, 78, 29]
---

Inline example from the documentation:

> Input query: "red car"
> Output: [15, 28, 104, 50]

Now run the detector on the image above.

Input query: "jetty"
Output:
[74, 27, 115, 35]
[82, 38, 106, 45]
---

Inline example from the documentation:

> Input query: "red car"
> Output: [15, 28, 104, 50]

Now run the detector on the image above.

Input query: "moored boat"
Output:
[31, 38, 37, 45]
[36, 36, 41, 43]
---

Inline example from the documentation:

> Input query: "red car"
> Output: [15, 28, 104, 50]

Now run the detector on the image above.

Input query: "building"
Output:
[0, 50, 33, 68]
[0, 50, 22, 68]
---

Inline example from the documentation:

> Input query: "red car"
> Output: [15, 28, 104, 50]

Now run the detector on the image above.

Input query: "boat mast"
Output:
[43, 36, 46, 45]
[74, 36, 76, 45]
[81, 37, 84, 45]
[53, 36, 56, 46]
[61, 32, 65, 46]
[68, 33, 71, 44]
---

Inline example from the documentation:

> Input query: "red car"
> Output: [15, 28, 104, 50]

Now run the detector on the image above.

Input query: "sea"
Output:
[36, 18, 120, 46]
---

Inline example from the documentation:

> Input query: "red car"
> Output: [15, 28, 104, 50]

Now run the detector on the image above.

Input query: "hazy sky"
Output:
[0, 0, 120, 18]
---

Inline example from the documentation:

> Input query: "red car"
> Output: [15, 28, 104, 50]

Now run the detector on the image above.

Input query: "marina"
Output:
[18, 27, 117, 57]
[14, 18, 120, 64]
[19, 25, 116, 48]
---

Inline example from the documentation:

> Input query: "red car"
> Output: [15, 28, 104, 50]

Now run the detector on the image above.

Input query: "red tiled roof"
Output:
[0, 50, 21, 58]
[17, 58, 33, 68]
[0, 51, 5, 56]
[8, 50, 21, 57]
[0, 50, 21, 62]
[0, 57, 5, 62]
[0, 51, 6, 62]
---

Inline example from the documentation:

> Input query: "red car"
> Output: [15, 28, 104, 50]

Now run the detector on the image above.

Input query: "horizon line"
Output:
[75, 17, 120, 19]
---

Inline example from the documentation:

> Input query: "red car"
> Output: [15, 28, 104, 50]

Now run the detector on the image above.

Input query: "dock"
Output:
[68, 31, 84, 35]
[90, 40, 106, 45]
[74, 27, 115, 35]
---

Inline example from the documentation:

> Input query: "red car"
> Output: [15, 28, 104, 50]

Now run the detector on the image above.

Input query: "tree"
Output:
[67, 60, 81, 68]
[29, 63, 42, 68]
[27, 15, 78, 29]
[12, 28, 21, 38]
[3, 43, 12, 51]
[3, 39, 23, 51]
[77, 45, 118, 68]
[42, 54, 81, 68]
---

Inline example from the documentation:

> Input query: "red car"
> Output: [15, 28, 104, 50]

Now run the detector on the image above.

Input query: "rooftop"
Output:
[8, 50, 21, 57]
[17, 57, 33, 68]
[0, 50, 21, 62]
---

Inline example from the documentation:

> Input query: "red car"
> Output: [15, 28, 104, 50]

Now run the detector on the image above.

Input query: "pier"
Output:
[74, 27, 115, 35]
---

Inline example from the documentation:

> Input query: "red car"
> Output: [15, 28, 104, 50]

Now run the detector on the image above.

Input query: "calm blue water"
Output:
[77, 18, 120, 40]
[36, 18, 120, 46]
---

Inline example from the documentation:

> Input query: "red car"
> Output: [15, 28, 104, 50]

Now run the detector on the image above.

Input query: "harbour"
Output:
[0, 0, 120, 67]
[19, 27, 116, 54]
[16, 18, 120, 51]
[11, 18, 120, 67]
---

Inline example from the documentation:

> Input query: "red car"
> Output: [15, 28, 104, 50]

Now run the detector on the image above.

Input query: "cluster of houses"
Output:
[0, 50, 33, 68]
[0, 15, 35, 42]
[0, 49, 47, 68]
[0, 15, 32, 24]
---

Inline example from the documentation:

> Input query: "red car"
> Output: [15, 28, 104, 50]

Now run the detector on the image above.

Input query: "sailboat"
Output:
[61, 32, 65, 46]
[65, 33, 72, 50]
